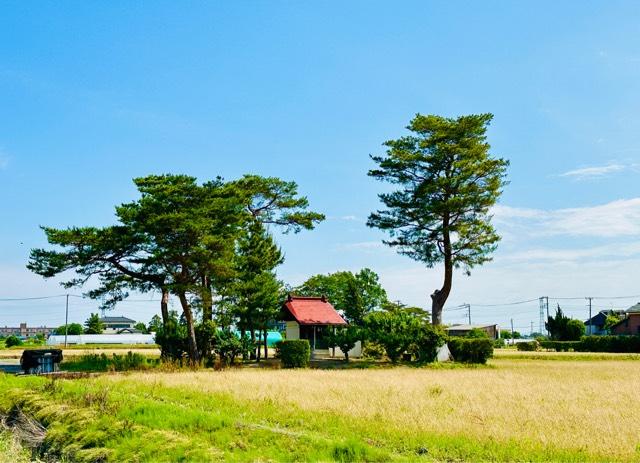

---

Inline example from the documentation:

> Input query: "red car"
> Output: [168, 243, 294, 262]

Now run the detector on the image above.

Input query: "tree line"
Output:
[28, 112, 509, 363]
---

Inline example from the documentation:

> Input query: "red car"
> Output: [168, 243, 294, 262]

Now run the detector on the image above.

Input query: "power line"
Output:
[0, 295, 68, 301]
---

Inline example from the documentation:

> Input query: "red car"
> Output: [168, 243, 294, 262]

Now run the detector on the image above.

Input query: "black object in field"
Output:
[20, 349, 63, 374]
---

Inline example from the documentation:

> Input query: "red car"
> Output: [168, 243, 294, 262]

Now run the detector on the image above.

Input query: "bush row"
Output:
[63, 352, 153, 372]
[525, 336, 640, 353]
[448, 338, 493, 364]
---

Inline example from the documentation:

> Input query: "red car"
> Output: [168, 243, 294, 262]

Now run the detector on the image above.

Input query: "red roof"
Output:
[283, 296, 347, 326]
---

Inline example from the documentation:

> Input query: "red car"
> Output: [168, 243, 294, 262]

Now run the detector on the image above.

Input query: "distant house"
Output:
[99, 316, 137, 334]
[584, 309, 625, 335]
[447, 324, 498, 339]
[610, 303, 640, 336]
[0, 323, 55, 338]
[281, 295, 360, 358]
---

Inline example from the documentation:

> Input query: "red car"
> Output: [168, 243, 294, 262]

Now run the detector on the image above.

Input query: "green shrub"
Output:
[516, 341, 539, 351]
[466, 328, 489, 338]
[539, 340, 581, 352]
[214, 329, 252, 366]
[578, 335, 640, 353]
[412, 324, 448, 363]
[361, 341, 385, 360]
[64, 352, 150, 372]
[448, 338, 493, 364]
[277, 340, 310, 368]
[493, 338, 506, 348]
[5, 335, 23, 348]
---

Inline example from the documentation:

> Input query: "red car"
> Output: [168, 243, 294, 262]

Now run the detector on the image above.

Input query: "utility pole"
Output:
[64, 294, 69, 348]
[510, 318, 514, 345]
[530, 321, 533, 336]
[586, 297, 593, 336]
[465, 303, 471, 325]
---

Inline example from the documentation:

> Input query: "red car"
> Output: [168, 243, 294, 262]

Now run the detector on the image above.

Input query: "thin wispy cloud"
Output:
[493, 198, 640, 238]
[559, 163, 625, 180]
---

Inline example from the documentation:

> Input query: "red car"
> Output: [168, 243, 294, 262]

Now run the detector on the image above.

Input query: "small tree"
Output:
[364, 310, 419, 363]
[368, 114, 508, 325]
[5, 335, 23, 347]
[603, 313, 622, 333]
[147, 315, 163, 333]
[133, 322, 149, 334]
[84, 313, 104, 334]
[326, 325, 362, 361]
[546, 306, 584, 341]
[466, 328, 489, 338]
[55, 323, 83, 335]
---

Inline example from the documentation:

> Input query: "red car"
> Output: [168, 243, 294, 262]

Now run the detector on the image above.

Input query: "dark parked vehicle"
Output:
[20, 349, 63, 374]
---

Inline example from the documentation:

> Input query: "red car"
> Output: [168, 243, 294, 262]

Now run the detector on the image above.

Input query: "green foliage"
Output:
[54, 323, 84, 335]
[367, 114, 509, 324]
[500, 329, 521, 339]
[154, 312, 188, 360]
[539, 340, 581, 352]
[277, 339, 310, 368]
[363, 310, 419, 363]
[63, 352, 151, 372]
[326, 325, 362, 361]
[5, 335, 23, 348]
[412, 324, 448, 363]
[578, 335, 640, 353]
[133, 322, 148, 333]
[295, 268, 387, 325]
[213, 329, 251, 366]
[448, 338, 494, 364]
[603, 313, 622, 332]
[516, 341, 539, 351]
[361, 341, 386, 360]
[546, 306, 584, 341]
[147, 314, 162, 332]
[84, 313, 104, 334]
[466, 328, 489, 338]
[493, 338, 506, 348]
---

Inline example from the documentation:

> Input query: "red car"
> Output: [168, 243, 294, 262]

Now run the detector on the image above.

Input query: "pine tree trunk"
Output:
[178, 292, 200, 364]
[160, 288, 170, 326]
[431, 220, 453, 326]
[263, 328, 268, 359]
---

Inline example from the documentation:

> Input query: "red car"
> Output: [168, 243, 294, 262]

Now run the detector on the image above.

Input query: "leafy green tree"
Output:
[55, 323, 83, 335]
[367, 114, 509, 325]
[500, 329, 521, 339]
[466, 328, 489, 338]
[296, 268, 387, 324]
[604, 313, 622, 333]
[363, 310, 420, 363]
[546, 306, 585, 341]
[5, 335, 23, 348]
[147, 315, 163, 333]
[326, 325, 362, 362]
[565, 319, 585, 341]
[84, 313, 104, 334]
[133, 322, 149, 334]
[381, 300, 431, 323]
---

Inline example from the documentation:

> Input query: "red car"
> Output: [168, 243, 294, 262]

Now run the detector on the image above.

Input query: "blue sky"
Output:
[1, 1, 640, 332]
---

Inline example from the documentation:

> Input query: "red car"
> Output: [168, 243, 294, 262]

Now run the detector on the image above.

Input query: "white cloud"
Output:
[493, 198, 640, 238]
[559, 163, 626, 180]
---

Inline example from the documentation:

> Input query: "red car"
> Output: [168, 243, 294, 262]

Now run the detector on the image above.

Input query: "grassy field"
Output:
[1, 356, 640, 462]
[0, 346, 161, 360]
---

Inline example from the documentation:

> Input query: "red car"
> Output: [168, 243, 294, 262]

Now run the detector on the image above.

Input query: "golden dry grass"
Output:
[109, 359, 640, 460]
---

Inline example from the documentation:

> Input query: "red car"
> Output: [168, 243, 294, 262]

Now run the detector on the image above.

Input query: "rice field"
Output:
[1, 356, 639, 461]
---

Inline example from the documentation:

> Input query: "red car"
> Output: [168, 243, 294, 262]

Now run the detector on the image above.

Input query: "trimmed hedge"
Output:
[539, 340, 581, 352]
[516, 341, 539, 351]
[448, 338, 494, 364]
[536, 336, 640, 353]
[276, 340, 310, 368]
[578, 335, 640, 353]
